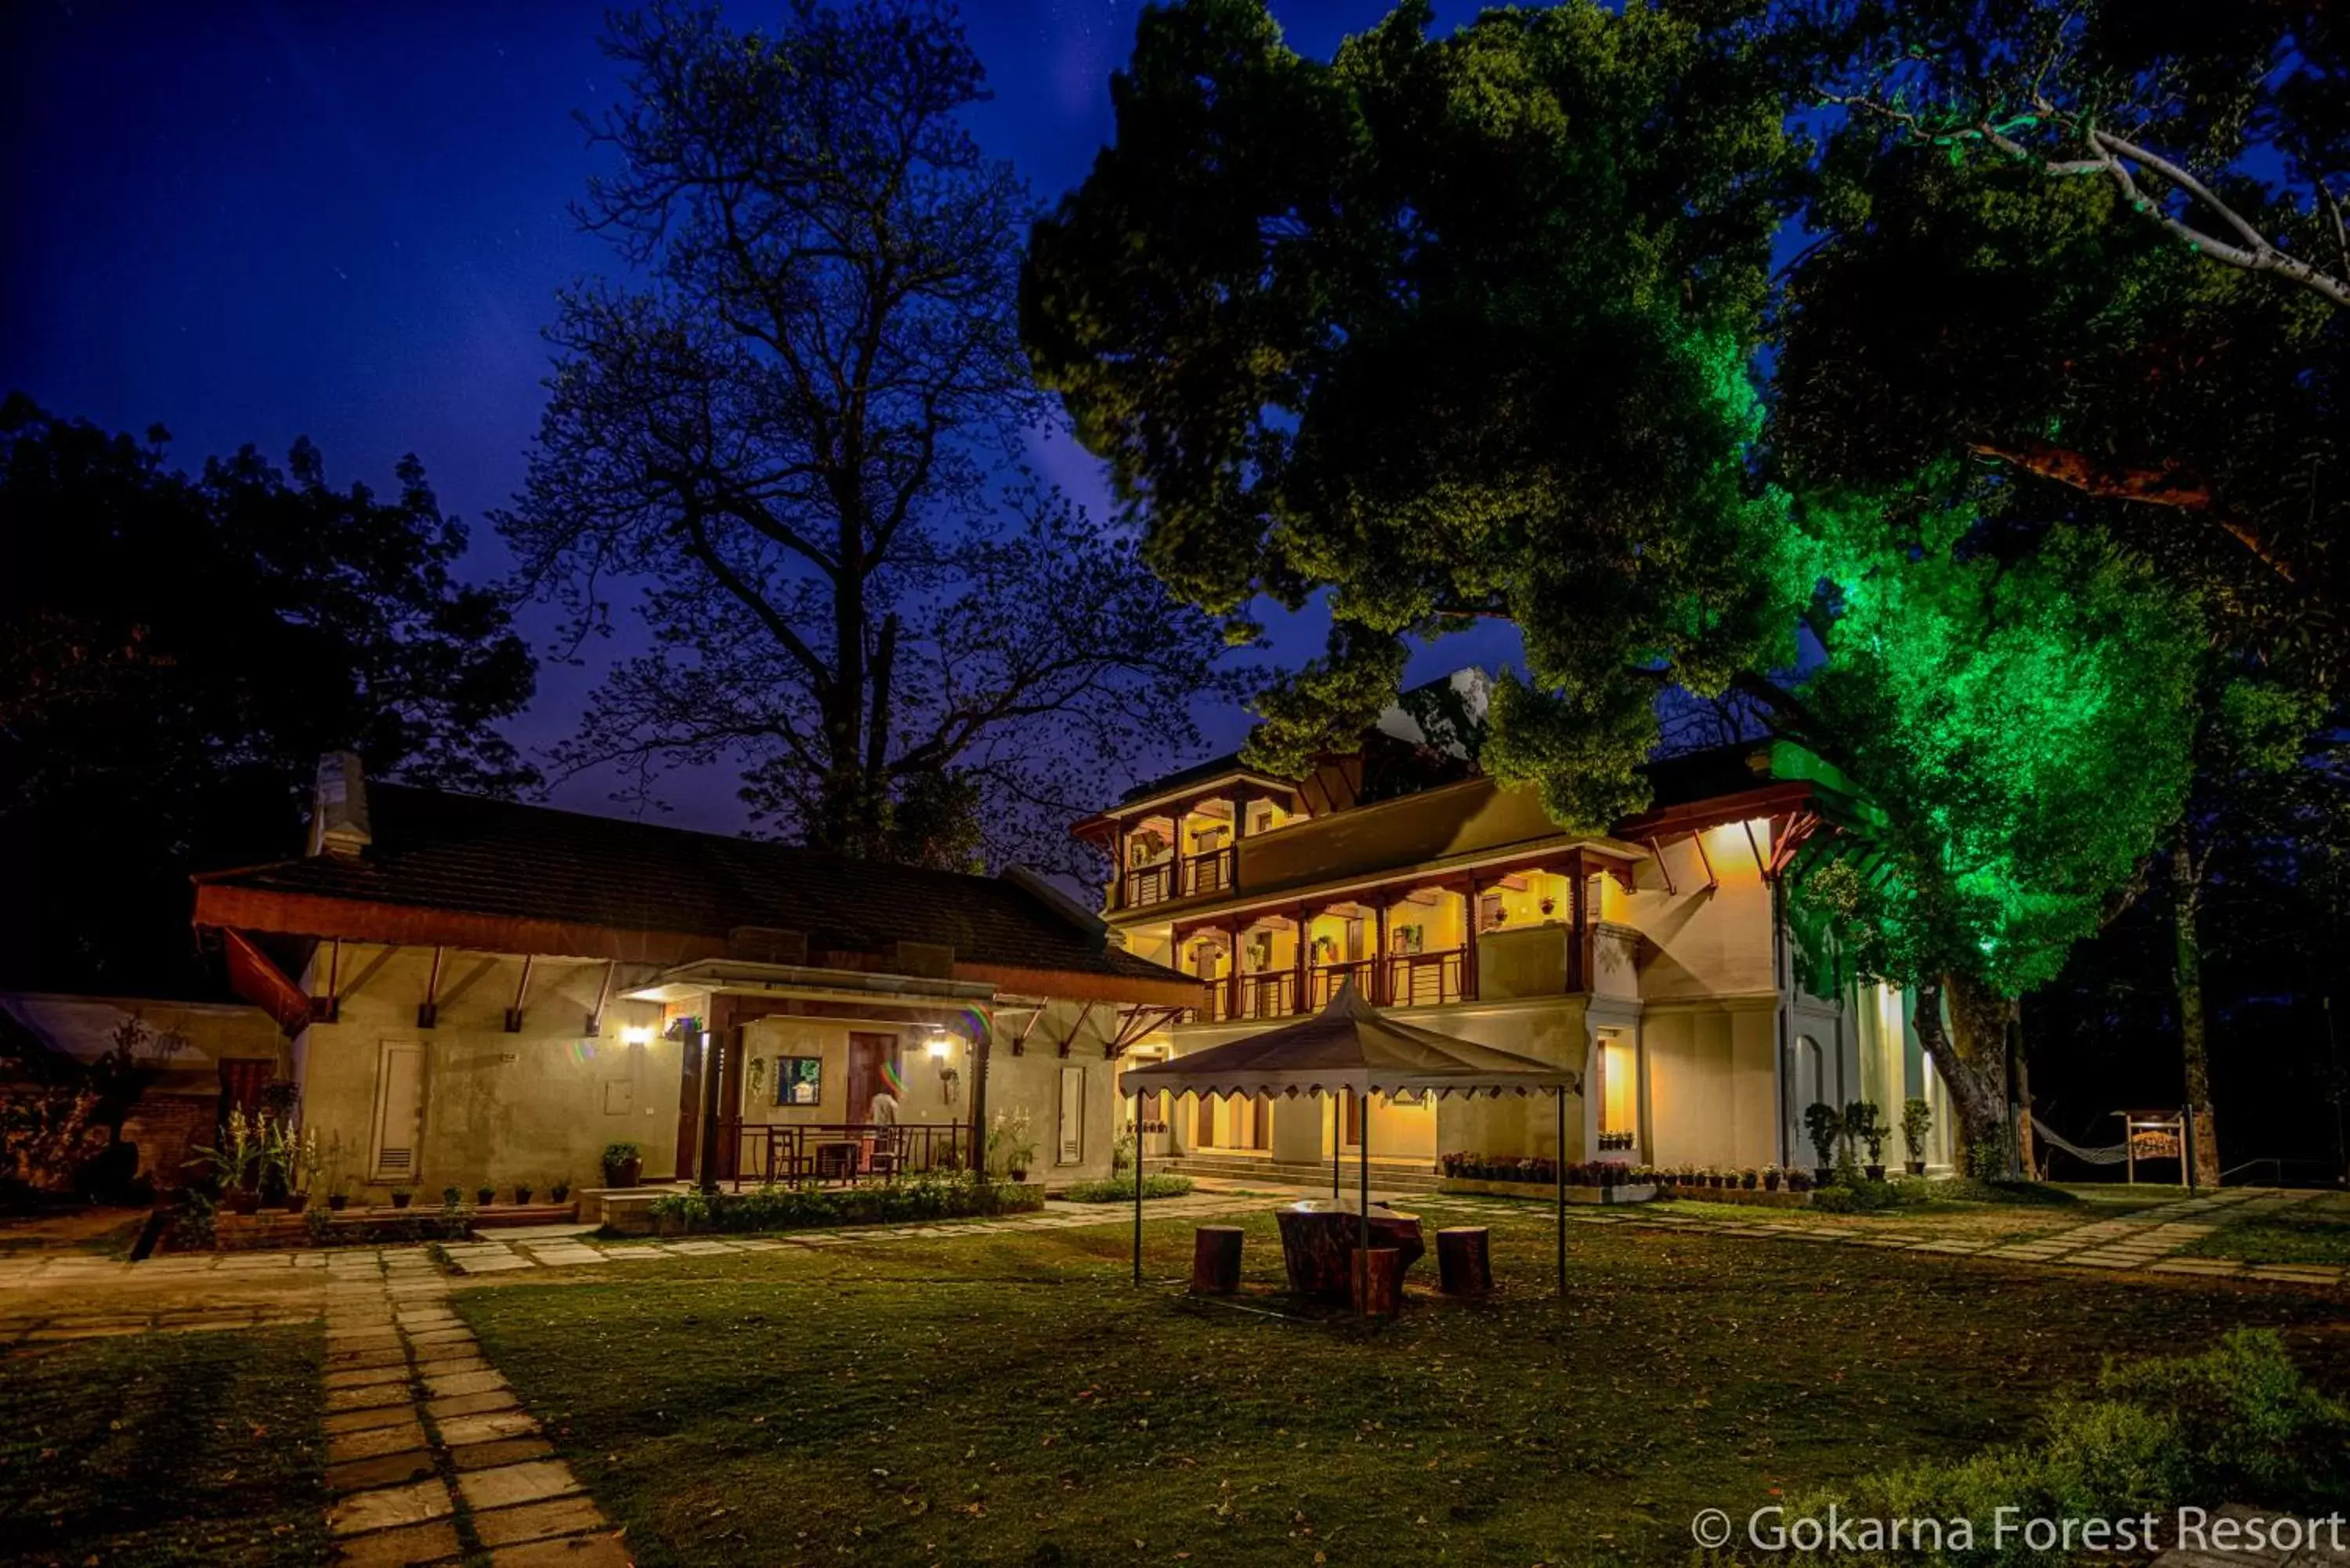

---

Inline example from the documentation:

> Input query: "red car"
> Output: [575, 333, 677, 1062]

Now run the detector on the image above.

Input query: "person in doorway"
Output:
[867, 1086, 899, 1126]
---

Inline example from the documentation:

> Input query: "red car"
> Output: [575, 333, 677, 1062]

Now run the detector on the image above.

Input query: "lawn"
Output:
[2184, 1191, 2350, 1266]
[456, 1200, 2350, 1567]
[0, 1324, 329, 1567]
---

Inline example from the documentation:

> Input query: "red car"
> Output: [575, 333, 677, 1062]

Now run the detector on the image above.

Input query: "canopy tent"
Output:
[1121, 983, 1583, 1305]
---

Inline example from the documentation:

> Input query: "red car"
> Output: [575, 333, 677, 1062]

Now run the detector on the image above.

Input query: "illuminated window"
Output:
[1596, 1035, 1636, 1151]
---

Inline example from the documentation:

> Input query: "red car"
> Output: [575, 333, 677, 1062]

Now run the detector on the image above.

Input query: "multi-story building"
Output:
[1076, 686, 1958, 1183]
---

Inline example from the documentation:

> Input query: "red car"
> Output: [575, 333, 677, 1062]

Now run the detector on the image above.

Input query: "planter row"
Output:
[1438, 1178, 1658, 1205]
[190, 1201, 583, 1251]
[1659, 1183, 1814, 1209]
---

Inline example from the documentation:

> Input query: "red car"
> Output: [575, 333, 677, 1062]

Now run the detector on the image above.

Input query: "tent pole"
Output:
[1132, 1088, 1143, 1286]
[1332, 1094, 1340, 1201]
[1358, 1089, 1372, 1317]
[1555, 1089, 1567, 1299]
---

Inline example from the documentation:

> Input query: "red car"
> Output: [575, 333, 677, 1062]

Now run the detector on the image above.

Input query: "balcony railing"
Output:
[1236, 971, 1296, 1020]
[731, 1122, 971, 1190]
[1308, 959, 1376, 1008]
[1384, 948, 1466, 1008]
[1123, 861, 1175, 908]
[1182, 845, 1236, 898]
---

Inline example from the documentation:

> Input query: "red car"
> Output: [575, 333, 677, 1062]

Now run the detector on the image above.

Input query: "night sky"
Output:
[3, 0, 1522, 832]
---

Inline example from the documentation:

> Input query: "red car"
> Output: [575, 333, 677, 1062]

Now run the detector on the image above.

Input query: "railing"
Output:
[1308, 959, 1377, 1007]
[1123, 861, 1175, 908]
[1384, 948, 1466, 1008]
[1190, 979, 1232, 1024]
[1181, 846, 1236, 897]
[732, 1122, 971, 1190]
[1236, 971, 1296, 1020]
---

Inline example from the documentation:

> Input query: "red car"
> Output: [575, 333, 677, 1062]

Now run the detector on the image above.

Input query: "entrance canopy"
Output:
[1121, 983, 1582, 1100]
[1120, 984, 1582, 1306]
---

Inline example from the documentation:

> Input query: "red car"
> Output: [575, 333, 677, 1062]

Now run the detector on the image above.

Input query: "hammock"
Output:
[2030, 1115, 2129, 1166]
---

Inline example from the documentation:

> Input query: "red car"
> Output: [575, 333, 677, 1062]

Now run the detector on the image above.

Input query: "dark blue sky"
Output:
[2, 0, 1520, 829]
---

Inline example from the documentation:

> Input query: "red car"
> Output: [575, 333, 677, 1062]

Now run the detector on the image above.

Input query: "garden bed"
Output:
[617, 1176, 1043, 1236]
[1439, 1178, 1656, 1204]
[189, 1200, 580, 1251]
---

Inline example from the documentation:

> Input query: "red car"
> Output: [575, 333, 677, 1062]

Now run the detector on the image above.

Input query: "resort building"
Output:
[190, 755, 1196, 1201]
[1077, 681, 1958, 1183]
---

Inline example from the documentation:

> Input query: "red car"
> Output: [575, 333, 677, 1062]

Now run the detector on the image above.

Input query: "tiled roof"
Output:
[197, 784, 1181, 988]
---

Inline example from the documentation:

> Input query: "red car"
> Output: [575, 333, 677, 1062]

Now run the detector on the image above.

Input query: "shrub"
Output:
[1063, 1172, 1195, 1203]
[1793, 1331, 2350, 1566]
[1808, 1174, 1932, 1214]
[1803, 1101, 1842, 1168]
[643, 1170, 1044, 1234]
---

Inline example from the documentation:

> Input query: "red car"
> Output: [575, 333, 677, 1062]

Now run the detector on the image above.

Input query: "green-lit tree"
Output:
[1781, 507, 2201, 1169]
[1025, 0, 1805, 831]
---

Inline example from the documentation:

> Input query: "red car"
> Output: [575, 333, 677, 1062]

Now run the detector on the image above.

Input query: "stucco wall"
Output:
[295, 945, 674, 1199]
[1622, 826, 1777, 999]
[1643, 999, 1780, 1170]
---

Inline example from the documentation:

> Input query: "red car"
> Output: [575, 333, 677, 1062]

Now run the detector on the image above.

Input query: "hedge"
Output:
[642, 1171, 1043, 1234]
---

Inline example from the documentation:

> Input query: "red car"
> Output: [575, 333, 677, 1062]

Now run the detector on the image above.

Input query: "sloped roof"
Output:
[193, 784, 1188, 999]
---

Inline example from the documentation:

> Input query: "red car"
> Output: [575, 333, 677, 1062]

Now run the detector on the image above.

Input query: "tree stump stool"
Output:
[1351, 1245, 1405, 1317]
[1191, 1226, 1243, 1294]
[1437, 1227, 1493, 1296]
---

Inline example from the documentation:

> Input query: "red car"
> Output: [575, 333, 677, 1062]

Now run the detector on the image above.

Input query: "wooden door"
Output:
[1195, 1093, 1217, 1149]
[369, 1043, 424, 1182]
[847, 1033, 900, 1122]
[217, 1058, 273, 1126]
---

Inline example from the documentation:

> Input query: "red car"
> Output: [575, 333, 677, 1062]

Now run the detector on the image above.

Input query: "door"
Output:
[675, 1030, 704, 1180]
[1056, 1066, 1085, 1165]
[369, 1042, 425, 1183]
[1195, 1093, 1217, 1149]
[217, 1058, 273, 1129]
[847, 1033, 901, 1122]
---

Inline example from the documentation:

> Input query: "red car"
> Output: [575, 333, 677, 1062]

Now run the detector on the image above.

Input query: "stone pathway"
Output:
[320, 1247, 628, 1566]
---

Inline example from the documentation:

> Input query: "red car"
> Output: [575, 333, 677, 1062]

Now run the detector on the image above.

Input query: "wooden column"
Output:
[1227, 915, 1245, 1020]
[1372, 893, 1390, 1006]
[1461, 877, 1483, 1002]
[1292, 904, 1312, 1014]
[1564, 850, 1591, 993]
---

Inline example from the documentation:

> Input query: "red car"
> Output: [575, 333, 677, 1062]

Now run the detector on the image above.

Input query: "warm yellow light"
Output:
[622, 1024, 653, 1046]
[926, 1033, 953, 1059]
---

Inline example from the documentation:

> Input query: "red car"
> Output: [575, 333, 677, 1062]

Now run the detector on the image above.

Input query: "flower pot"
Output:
[285, 1192, 310, 1214]
[228, 1190, 261, 1216]
[476, 1190, 497, 1207]
[1007, 1168, 1028, 1183]
[1763, 1174, 1781, 1191]
[1906, 1161, 1926, 1176]
[390, 1192, 412, 1209]
[514, 1188, 534, 1205]
[551, 1186, 570, 1204]
[605, 1157, 643, 1189]
[328, 1194, 349, 1211]
[1865, 1165, 1885, 1183]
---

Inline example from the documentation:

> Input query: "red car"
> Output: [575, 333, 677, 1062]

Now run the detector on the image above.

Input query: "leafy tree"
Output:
[0, 395, 536, 992]
[1777, 2, 2348, 660]
[1025, 0, 1804, 832]
[500, 0, 1233, 873]
[1782, 511, 2201, 1167]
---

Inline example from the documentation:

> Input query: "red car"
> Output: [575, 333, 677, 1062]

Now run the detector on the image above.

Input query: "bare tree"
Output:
[500, 1, 1233, 869]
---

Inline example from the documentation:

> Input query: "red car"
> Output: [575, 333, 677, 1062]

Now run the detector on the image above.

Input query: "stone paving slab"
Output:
[457, 1458, 585, 1512]
[328, 1476, 454, 1537]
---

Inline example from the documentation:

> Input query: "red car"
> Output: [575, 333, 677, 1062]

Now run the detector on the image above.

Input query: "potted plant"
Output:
[988, 1110, 1038, 1183]
[327, 1176, 352, 1212]
[1845, 1100, 1888, 1182]
[442, 1184, 463, 1209]
[476, 1183, 497, 1207]
[602, 1141, 644, 1188]
[551, 1177, 571, 1203]
[1802, 1102, 1842, 1180]
[1538, 895, 1556, 917]
[1901, 1097, 1933, 1176]
[1762, 1164, 1782, 1192]
[1787, 1168, 1813, 1194]
[514, 1181, 535, 1205]
[390, 1185, 413, 1209]
[1741, 1169, 1759, 1190]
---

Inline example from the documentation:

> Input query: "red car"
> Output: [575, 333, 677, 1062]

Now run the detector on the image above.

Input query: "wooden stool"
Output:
[1191, 1226, 1243, 1294]
[1351, 1245, 1404, 1317]
[1437, 1227, 1492, 1296]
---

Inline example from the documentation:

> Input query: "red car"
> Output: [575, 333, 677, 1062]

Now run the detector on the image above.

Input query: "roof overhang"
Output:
[623, 959, 996, 1007]
[1070, 770, 1304, 844]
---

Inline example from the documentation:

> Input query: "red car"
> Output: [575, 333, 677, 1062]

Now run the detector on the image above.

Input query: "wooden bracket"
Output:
[1054, 1000, 1100, 1059]
[1647, 836, 1676, 896]
[1103, 1005, 1184, 1061]
[1003, 1006, 1046, 1057]
[1689, 828, 1719, 892]
[309, 938, 342, 1024]
[417, 945, 445, 1029]
[584, 959, 616, 1037]
[504, 954, 534, 1034]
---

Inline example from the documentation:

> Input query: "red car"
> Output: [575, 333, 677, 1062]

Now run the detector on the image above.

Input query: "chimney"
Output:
[308, 752, 372, 858]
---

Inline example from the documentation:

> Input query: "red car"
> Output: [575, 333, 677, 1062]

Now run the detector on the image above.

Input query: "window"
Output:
[773, 1055, 822, 1107]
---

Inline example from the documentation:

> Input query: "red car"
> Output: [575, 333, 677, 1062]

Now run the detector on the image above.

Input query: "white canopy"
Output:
[1121, 983, 1582, 1100]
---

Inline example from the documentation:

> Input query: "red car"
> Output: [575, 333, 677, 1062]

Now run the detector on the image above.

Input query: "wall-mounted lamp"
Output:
[928, 1031, 960, 1104]
[622, 1024, 653, 1046]
[925, 1032, 953, 1060]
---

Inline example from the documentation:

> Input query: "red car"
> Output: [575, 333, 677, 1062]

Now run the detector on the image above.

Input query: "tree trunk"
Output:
[2171, 844, 2222, 1186]
[1916, 975, 2011, 1176]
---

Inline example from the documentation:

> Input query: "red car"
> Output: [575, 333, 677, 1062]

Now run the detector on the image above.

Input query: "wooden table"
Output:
[1275, 1198, 1425, 1298]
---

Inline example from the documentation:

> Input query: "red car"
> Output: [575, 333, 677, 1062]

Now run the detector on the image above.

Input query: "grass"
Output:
[2184, 1191, 2350, 1266]
[455, 1198, 2350, 1567]
[0, 1324, 328, 1567]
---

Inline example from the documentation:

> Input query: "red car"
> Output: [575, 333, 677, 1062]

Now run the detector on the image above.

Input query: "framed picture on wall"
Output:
[775, 1055, 822, 1106]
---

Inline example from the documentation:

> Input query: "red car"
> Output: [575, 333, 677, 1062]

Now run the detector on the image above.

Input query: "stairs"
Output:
[1159, 1152, 1446, 1196]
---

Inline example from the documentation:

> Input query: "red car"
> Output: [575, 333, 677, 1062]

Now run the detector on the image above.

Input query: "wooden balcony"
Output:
[1383, 948, 1466, 1008]
[1307, 959, 1376, 1008]
[1120, 845, 1238, 909]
